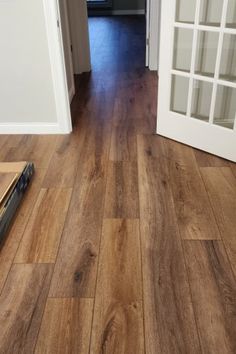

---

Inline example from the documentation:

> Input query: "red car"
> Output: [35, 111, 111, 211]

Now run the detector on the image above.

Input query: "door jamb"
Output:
[148, 0, 161, 71]
[43, 0, 72, 134]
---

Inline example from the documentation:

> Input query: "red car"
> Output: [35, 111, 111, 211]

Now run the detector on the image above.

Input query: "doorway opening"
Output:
[58, 0, 154, 100]
[88, 16, 146, 73]
[55, 0, 160, 132]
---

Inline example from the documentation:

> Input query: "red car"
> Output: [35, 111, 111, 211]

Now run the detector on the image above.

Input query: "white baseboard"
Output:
[0, 122, 71, 135]
[112, 9, 145, 15]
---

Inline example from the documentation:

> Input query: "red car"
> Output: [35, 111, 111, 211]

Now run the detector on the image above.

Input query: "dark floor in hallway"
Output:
[0, 16, 236, 354]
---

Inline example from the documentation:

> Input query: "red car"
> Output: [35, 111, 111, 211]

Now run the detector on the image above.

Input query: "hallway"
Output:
[0, 16, 236, 353]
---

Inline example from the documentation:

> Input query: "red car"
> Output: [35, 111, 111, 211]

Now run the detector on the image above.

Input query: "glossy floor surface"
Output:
[0, 16, 236, 354]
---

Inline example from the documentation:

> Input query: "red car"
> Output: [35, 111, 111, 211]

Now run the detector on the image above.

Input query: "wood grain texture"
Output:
[109, 99, 137, 161]
[104, 161, 139, 219]
[49, 157, 106, 298]
[140, 135, 220, 240]
[3, 135, 57, 169]
[90, 219, 144, 354]
[194, 149, 230, 167]
[137, 134, 201, 354]
[0, 169, 46, 292]
[35, 298, 93, 354]
[230, 162, 236, 178]
[0, 264, 53, 354]
[14, 188, 72, 263]
[183, 240, 236, 353]
[0, 136, 23, 161]
[167, 141, 221, 240]
[200, 167, 236, 275]
[42, 130, 82, 188]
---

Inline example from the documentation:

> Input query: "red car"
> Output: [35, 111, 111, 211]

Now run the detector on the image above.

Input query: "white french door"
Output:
[157, 0, 236, 162]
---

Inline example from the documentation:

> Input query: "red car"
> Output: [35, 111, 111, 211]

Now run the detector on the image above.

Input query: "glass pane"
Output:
[176, 0, 196, 24]
[219, 34, 236, 82]
[199, 0, 223, 26]
[214, 86, 236, 129]
[195, 31, 219, 77]
[170, 75, 189, 115]
[173, 28, 193, 72]
[226, 0, 236, 28]
[191, 80, 213, 122]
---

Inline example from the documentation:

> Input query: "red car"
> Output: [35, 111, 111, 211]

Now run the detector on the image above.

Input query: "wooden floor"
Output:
[1, 16, 236, 354]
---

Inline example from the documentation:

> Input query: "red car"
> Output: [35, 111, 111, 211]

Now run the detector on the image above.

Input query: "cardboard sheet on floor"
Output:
[0, 162, 34, 243]
[0, 173, 19, 204]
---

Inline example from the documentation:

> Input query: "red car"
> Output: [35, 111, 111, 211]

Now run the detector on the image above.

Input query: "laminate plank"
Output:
[117, 81, 157, 123]
[49, 157, 106, 298]
[109, 99, 137, 161]
[0, 264, 53, 354]
[3, 135, 58, 169]
[0, 136, 23, 161]
[230, 162, 236, 178]
[42, 130, 83, 188]
[49, 89, 113, 297]
[90, 219, 144, 354]
[137, 134, 201, 354]
[200, 167, 236, 275]
[35, 298, 93, 354]
[104, 161, 139, 218]
[183, 240, 236, 353]
[194, 149, 230, 167]
[0, 169, 46, 293]
[140, 135, 220, 240]
[168, 141, 221, 240]
[14, 188, 72, 263]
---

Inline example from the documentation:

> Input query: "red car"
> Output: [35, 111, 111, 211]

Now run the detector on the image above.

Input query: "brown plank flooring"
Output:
[0, 16, 236, 354]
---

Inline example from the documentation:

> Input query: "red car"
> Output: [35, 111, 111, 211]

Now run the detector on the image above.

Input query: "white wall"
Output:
[0, 0, 58, 128]
[67, 0, 91, 74]
[112, 0, 145, 11]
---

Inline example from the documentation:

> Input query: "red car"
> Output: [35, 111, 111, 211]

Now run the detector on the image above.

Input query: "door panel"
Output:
[157, 0, 236, 162]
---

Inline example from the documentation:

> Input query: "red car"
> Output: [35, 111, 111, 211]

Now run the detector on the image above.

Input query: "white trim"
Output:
[0, 123, 68, 135]
[145, 0, 150, 66]
[186, 0, 201, 117]
[174, 22, 236, 34]
[59, 0, 76, 101]
[171, 70, 236, 88]
[157, 113, 236, 162]
[42, 0, 72, 134]
[209, 0, 228, 124]
[148, 0, 161, 71]
[111, 9, 145, 15]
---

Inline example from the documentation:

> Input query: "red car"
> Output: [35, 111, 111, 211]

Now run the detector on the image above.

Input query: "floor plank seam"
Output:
[199, 167, 236, 283]
[137, 133, 147, 354]
[31, 185, 74, 351]
[169, 178, 203, 352]
[0, 180, 44, 296]
[88, 101, 114, 354]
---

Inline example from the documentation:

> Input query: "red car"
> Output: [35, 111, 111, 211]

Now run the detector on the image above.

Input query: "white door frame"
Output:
[59, 0, 76, 103]
[43, 0, 161, 134]
[147, 0, 161, 71]
[43, 0, 72, 134]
